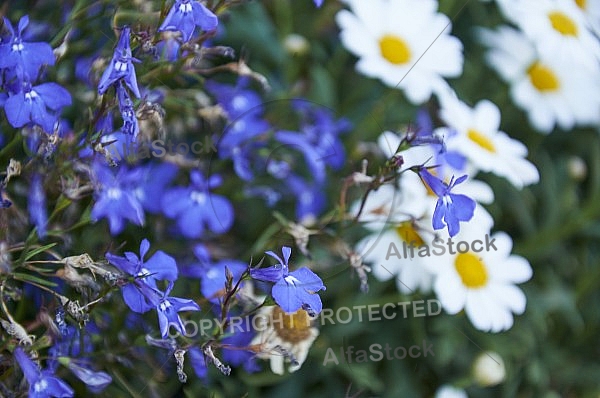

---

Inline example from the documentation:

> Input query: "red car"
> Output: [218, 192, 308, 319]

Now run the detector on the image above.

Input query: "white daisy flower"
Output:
[250, 306, 319, 375]
[336, 0, 463, 104]
[497, 0, 600, 71]
[426, 226, 533, 333]
[439, 97, 540, 188]
[478, 25, 600, 132]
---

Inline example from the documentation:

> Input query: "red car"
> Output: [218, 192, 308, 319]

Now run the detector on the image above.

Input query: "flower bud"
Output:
[473, 351, 506, 387]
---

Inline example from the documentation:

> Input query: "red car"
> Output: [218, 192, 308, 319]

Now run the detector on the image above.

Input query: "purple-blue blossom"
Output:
[0, 15, 55, 81]
[98, 26, 141, 98]
[418, 167, 475, 237]
[3, 81, 72, 133]
[250, 246, 325, 315]
[106, 238, 178, 313]
[90, 162, 145, 234]
[158, 0, 219, 43]
[313, 0, 324, 7]
[183, 244, 248, 304]
[13, 347, 74, 398]
[156, 281, 200, 338]
[116, 81, 139, 138]
[161, 170, 234, 238]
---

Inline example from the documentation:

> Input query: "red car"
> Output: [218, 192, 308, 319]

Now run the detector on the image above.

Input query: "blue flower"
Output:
[418, 168, 475, 237]
[132, 162, 178, 214]
[184, 244, 247, 304]
[13, 347, 74, 398]
[156, 281, 200, 338]
[98, 26, 141, 98]
[0, 16, 55, 81]
[158, 0, 219, 43]
[286, 174, 325, 225]
[250, 246, 325, 314]
[90, 163, 145, 234]
[313, 0, 324, 6]
[106, 238, 178, 313]
[116, 81, 139, 138]
[28, 173, 47, 238]
[4, 81, 72, 133]
[161, 170, 234, 238]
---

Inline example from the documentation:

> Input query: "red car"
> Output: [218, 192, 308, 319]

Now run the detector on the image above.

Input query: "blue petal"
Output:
[13, 347, 41, 385]
[271, 278, 303, 313]
[122, 283, 153, 313]
[4, 92, 31, 128]
[288, 267, 325, 293]
[34, 83, 71, 110]
[105, 253, 137, 275]
[250, 265, 283, 283]
[204, 195, 234, 234]
[143, 250, 178, 281]
[449, 194, 476, 222]
[192, 2, 218, 31]
[431, 199, 446, 231]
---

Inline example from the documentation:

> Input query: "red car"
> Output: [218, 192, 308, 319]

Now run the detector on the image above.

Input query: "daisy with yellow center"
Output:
[424, 225, 533, 333]
[439, 97, 540, 189]
[250, 305, 319, 375]
[336, 0, 463, 104]
[478, 26, 600, 133]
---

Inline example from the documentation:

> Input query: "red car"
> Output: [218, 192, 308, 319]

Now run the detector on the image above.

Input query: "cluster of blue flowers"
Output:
[0, 16, 71, 134]
[207, 78, 351, 223]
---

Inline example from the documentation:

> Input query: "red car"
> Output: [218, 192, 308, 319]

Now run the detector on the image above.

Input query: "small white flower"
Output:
[439, 98, 540, 188]
[336, 0, 463, 104]
[435, 385, 468, 398]
[473, 351, 506, 387]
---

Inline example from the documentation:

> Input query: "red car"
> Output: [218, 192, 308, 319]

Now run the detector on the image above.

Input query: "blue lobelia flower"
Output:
[0, 15, 55, 81]
[250, 246, 325, 315]
[132, 162, 178, 214]
[90, 162, 145, 235]
[106, 239, 179, 313]
[156, 281, 200, 338]
[63, 362, 112, 394]
[183, 244, 247, 304]
[28, 173, 48, 238]
[98, 26, 141, 98]
[13, 347, 74, 398]
[313, 0, 324, 6]
[286, 174, 326, 225]
[161, 170, 234, 238]
[158, 0, 219, 43]
[115, 81, 139, 138]
[418, 167, 476, 237]
[4, 81, 72, 133]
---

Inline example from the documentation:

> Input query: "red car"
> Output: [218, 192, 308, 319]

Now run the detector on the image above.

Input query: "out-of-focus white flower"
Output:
[479, 26, 600, 133]
[435, 385, 468, 398]
[473, 351, 506, 386]
[439, 97, 540, 188]
[497, 0, 600, 72]
[336, 0, 463, 104]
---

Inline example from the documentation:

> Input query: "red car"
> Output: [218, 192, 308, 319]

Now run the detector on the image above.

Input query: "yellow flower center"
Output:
[395, 221, 424, 246]
[467, 129, 496, 153]
[548, 11, 578, 36]
[527, 62, 560, 92]
[272, 306, 312, 343]
[379, 34, 411, 65]
[575, 0, 586, 9]
[454, 252, 488, 288]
